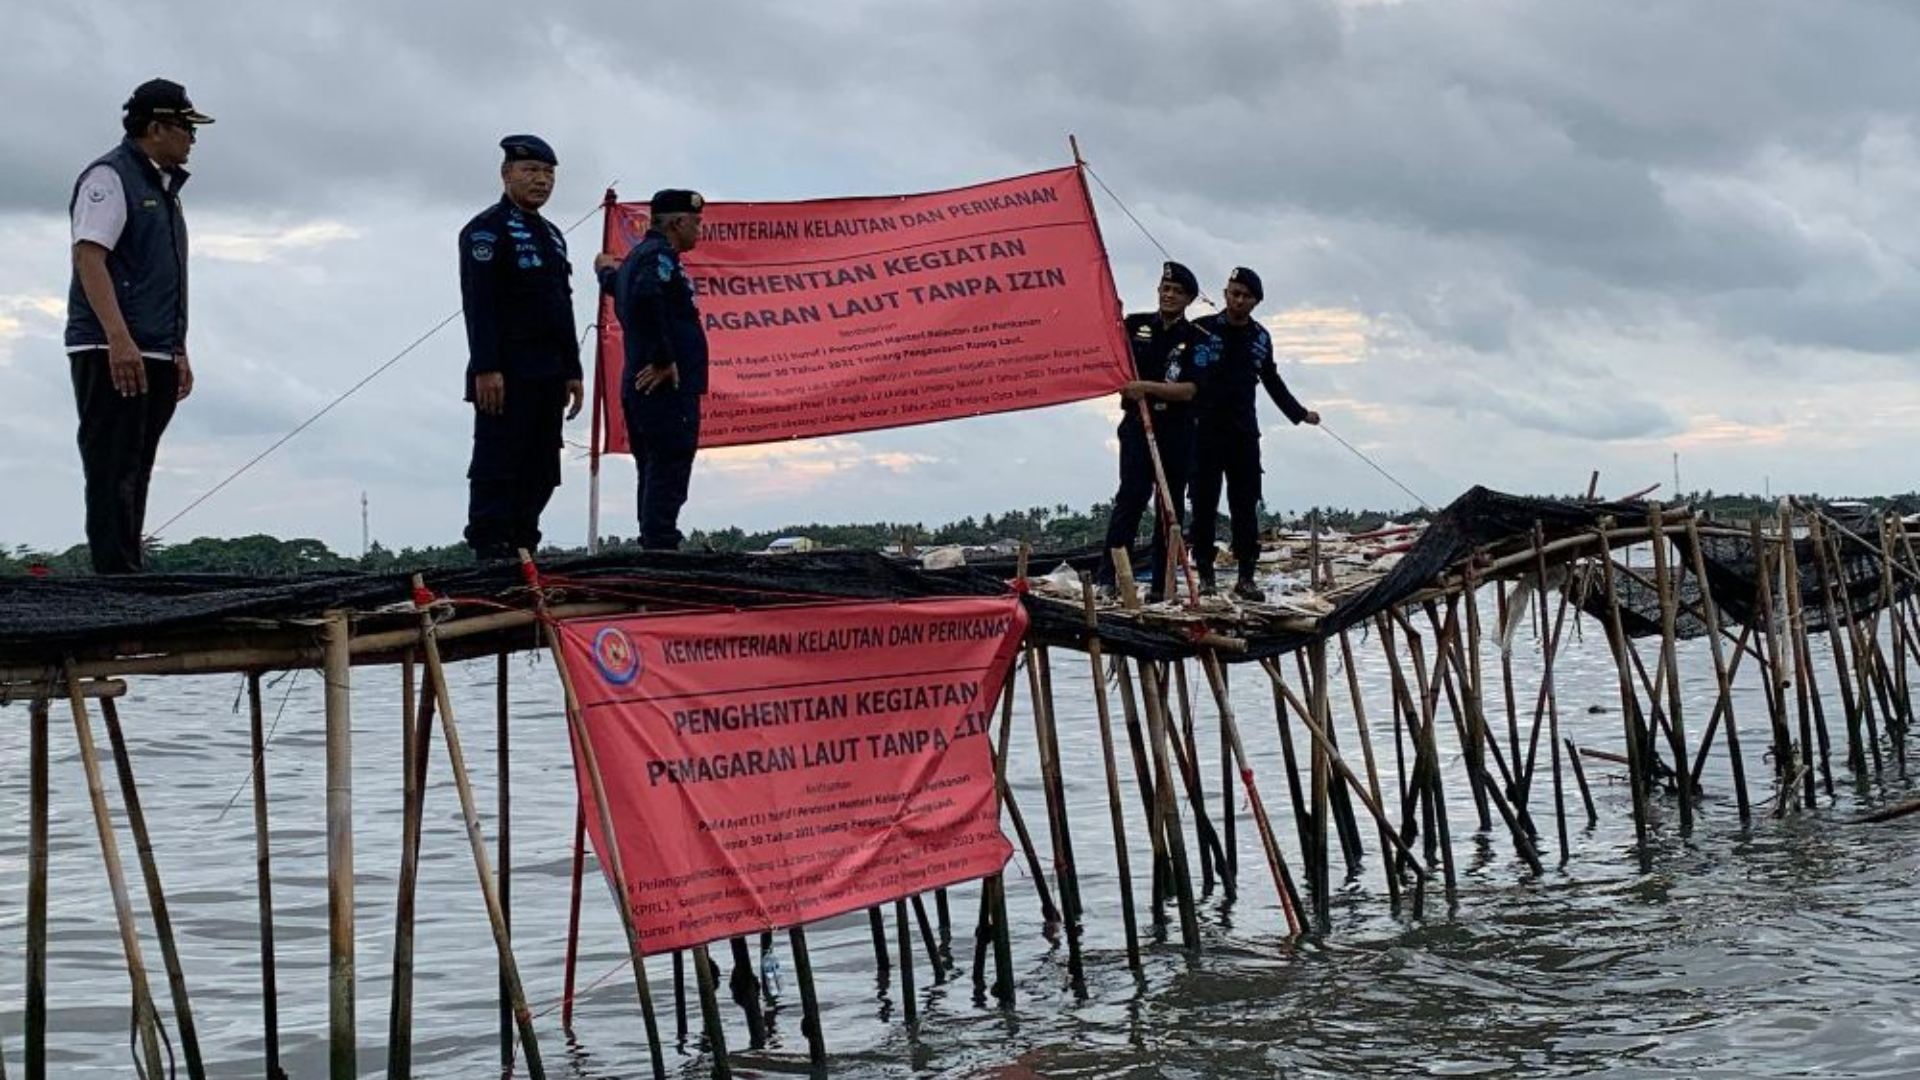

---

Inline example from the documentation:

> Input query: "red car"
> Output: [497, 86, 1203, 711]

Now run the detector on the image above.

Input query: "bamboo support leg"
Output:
[26, 697, 48, 1080]
[787, 927, 827, 1072]
[321, 616, 357, 1080]
[418, 622, 545, 1076]
[1595, 530, 1652, 854]
[1647, 502, 1694, 829]
[726, 937, 766, 1046]
[1565, 739, 1599, 825]
[100, 698, 207, 1080]
[1684, 517, 1752, 821]
[496, 653, 514, 1068]
[1338, 632, 1401, 910]
[1200, 653, 1300, 936]
[1137, 660, 1201, 949]
[1082, 583, 1142, 972]
[387, 666, 436, 1078]
[894, 900, 918, 1028]
[1171, 662, 1216, 894]
[561, 802, 586, 1031]
[62, 666, 166, 1078]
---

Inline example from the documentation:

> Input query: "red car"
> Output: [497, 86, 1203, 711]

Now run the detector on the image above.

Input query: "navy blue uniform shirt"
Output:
[1121, 311, 1217, 434]
[458, 197, 581, 398]
[1192, 314, 1309, 436]
[600, 227, 709, 395]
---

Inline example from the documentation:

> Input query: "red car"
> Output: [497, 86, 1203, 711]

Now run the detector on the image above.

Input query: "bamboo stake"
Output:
[1751, 518, 1794, 783]
[536, 606, 672, 1078]
[1683, 517, 1751, 822]
[726, 937, 767, 1046]
[496, 652, 514, 1069]
[100, 697, 206, 1080]
[1307, 642, 1333, 925]
[1269, 662, 1315, 874]
[1564, 739, 1599, 825]
[1532, 524, 1571, 863]
[1135, 659, 1201, 949]
[25, 696, 47, 1080]
[910, 897, 945, 985]
[1808, 517, 1866, 776]
[1779, 505, 1826, 805]
[1111, 652, 1168, 922]
[895, 899, 917, 1028]
[1338, 631, 1400, 910]
[1199, 652, 1300, 936]
[787, 926, 827, 1071]
[690, 945, 731, 1078]
[62, 663, 167, 1078]
[322, 614, 356, 1080]
[1594, 524, 1652, 855]
[416, 602, 546, 1077]
[1395, 617, 1459, 905]
[561, 802, 586, 1031]
[1082, 583, 1142, 972]
[1169, 661, 1229, 895]
[387, 660, 436, 1079]
[1646, 501, 1694, 830]
[1025, 645, 1085, 986]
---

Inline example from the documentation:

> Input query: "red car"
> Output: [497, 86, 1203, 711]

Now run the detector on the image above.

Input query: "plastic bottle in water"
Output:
[760, 941, 784, 1002]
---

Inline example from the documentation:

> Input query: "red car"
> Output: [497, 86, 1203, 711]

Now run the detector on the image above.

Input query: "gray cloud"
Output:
[3, 0, 1919, 552]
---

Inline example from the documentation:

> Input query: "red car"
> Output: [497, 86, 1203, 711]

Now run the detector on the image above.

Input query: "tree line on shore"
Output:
[3, 491, 1913, 576]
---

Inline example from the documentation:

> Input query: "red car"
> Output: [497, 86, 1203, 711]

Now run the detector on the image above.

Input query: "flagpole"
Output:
[587, 187, 617, 553]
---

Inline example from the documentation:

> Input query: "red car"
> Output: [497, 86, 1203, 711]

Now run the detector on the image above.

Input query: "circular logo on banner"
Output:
[592, 626, 642, 686]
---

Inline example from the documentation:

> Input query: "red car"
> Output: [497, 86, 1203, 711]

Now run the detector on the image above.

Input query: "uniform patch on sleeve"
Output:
[86, 186, 108, 203]
[471, 241, 494, 262]
[657, 253, 675, 282]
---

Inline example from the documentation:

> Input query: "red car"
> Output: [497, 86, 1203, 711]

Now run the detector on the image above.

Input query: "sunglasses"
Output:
[158, 118, 198, 136]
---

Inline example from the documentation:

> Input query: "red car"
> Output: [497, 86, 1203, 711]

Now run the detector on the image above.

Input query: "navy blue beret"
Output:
[650, 189, 705, 216]
[1228, 266, 1264, 301]
[1160, 260, 1198, 296]
[500, 134, 556, 166]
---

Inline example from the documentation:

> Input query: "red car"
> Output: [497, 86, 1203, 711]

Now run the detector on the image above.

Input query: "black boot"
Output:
[1232, 571, 1264, 602]
[1197, 566, 1218, 595]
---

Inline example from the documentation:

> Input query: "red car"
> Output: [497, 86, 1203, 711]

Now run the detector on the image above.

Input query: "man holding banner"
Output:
[1096, 261, 1216, 602]
[596, 189, 709, 550]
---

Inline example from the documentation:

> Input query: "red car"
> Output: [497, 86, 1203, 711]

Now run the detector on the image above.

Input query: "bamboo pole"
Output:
[25, 696, 47, 1080]
[1199, 652, 1301, 936]
[895, 898, 917, 1028]
[561, 802, 586, 1031]
[1171, 661, 1224, 896]
[416, 603, 546, 1077]
[1808, 517, 1866, 776]
[1532, 524, 1571, 864]
[1646, 501, 1694, 830]
[1751, 518, 1795, 783]
[1306, 642, 1334, 925]
[496, 652, 514, 1068]
[1135, 659, 1201, 949]
[100, 697, 207, 1080]
[1082, 582, 1142, 971]
[1026, 644, 1086, 989]
[1779, 505, 1826, 805]
[62, 663, 167, 1077]
[386, 662, 435, 1079]
[322, 614, 356, 1080]
[1593, 525, 1652, 854]
[726, 937, 767, 1045]
[1683, 517, 1751, 822]
[1395, 617, 1458, 905]
[537, 608, 673, 1078]
[1564, 739, 1599, 825]
[1338, 631, 1400, 910]
[787, 926, 827, 1071]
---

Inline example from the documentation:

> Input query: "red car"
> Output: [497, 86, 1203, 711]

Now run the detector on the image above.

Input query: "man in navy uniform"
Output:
[1095, 261, 1217, 602]
[458, 134, 583, 560]
[66, 78, 212, 573]
[594, 189, 707, 550]
[1189, 267, 1320, 601]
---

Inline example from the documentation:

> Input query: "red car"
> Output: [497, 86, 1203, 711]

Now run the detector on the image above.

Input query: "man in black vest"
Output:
[458, 134, 584, 560]
[1095, 261, 1217, 602]
[595, 189, 708, 550]
[66, 79, 211, 574]
[1190, 267, 1320, 601]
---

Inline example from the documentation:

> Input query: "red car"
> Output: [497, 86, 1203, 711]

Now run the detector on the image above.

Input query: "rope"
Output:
[1318, 422, 1435, 512]
[148, 194, 611, 541]
[1079, 160, 1217, 311]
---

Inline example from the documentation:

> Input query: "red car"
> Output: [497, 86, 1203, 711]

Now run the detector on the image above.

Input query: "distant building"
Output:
[760, 536, 817, 555]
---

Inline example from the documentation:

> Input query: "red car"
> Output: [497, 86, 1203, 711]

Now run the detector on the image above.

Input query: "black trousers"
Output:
[625, 388, 701, 550]
[1098, 419, 1192, 593]
[1189, 428, 1263, 575]
[465, 376, 568, 558]
[70, 351, 178, 575]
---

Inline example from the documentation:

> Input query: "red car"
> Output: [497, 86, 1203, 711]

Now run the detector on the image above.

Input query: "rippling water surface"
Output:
[2, 618, 1917, 1077]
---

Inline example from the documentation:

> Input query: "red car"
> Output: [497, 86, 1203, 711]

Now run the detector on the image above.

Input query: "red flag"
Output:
[596, 166, 1132, 451]
[555, 596, 1024, 952]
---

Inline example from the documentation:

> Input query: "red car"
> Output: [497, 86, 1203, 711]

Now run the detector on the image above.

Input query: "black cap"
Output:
[1228, 266, 1264, 302]
[124, 78, 213, 124]
[650, 189, 705, 216]
[500, 134, 556, 166]
[1159, 260, 1198, 297]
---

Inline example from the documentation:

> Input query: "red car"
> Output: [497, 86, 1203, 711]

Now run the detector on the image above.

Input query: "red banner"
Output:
[555, 596, 1025, 952]
[596, 166, 1133, 451]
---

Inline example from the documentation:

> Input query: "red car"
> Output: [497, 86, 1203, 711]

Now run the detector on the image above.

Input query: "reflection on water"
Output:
[1, 624, 1916, 1078]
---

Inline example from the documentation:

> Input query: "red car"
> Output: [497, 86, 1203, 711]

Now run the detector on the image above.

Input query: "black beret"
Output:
[1159, 260, 1198, 296]
[650, 189, 706, 216]
[1228, 266, 1264, 301]
[500, 134, 557, 166]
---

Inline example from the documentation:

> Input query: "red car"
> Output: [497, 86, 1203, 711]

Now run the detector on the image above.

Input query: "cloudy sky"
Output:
[4, 0, 1917, 553]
